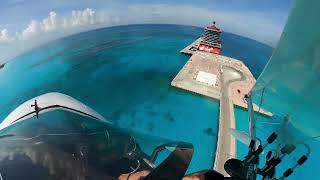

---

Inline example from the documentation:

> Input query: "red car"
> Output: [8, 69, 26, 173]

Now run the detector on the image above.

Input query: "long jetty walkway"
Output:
[213, 66, 244, 175]
[171, 39, 272, 176]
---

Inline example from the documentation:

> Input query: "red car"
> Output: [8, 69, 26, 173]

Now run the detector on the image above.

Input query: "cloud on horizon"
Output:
[0, 29, 14, 43]
[0, 4, 285, 62]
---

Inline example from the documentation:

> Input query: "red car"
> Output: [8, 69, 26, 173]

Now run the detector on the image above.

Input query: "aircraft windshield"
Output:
[252, 0, 320, 140]
[0, 110, 193, 180]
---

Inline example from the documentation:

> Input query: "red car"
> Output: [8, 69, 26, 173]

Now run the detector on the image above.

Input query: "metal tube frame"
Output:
[246, 93, 257, 142]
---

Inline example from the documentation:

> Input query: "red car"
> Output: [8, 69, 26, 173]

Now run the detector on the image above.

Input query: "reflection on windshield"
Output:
[0, 110, 193, 180]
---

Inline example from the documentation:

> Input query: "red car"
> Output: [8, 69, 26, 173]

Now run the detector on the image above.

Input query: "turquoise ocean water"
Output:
[0, 24, 273, 174]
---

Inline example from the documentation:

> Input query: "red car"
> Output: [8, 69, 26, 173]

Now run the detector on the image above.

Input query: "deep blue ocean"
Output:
[0, 24, 274, 174]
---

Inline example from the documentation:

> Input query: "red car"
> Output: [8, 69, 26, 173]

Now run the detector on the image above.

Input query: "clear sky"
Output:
[0, 0, 293, 62]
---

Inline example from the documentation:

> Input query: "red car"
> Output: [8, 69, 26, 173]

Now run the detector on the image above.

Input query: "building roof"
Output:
[206, 25, 221, 32]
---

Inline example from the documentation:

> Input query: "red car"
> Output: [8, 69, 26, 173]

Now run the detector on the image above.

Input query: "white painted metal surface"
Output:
[229, 128, 261, 148]
[0, 92, 111, 130]
[196, 71, 217, 86]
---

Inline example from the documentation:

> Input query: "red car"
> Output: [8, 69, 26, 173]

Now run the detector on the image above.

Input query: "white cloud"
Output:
[70, 8, 96, 26]
[0, 29, 14, 43]
[2, 6, 283, 45]
[0, 5, 283, 62]
[19, 9, 100, 41]
[20, 20, 42, 40]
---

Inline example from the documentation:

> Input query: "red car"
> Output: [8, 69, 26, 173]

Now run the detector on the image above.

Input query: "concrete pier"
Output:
[171, 51, 271, 116]
[180, 38, 202, 55]
[213, 66, 243, 176]
[171, 40, 272, 176]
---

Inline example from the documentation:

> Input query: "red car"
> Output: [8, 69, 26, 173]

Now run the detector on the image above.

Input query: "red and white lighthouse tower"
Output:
[198, 21, 222, 54]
